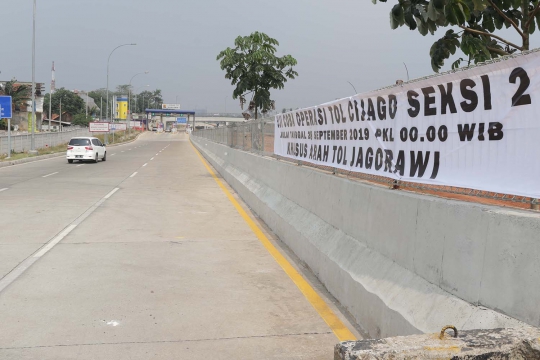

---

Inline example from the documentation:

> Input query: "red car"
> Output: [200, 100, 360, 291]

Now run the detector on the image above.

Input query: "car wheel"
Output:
[102, 152, 106, 161]
[68, 159, 73, 164]
[94, 153, 99, 163]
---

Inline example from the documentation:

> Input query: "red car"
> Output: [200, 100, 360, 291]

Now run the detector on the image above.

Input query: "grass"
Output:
[0, 130, 143, 162]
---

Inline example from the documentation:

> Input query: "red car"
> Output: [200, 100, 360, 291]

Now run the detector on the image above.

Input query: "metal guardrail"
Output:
[193, 118, 539, 211]
[0, 128, 91, 154]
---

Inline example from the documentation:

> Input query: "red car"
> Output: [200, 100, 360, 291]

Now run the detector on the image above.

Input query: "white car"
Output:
[66, 137, 107, 164]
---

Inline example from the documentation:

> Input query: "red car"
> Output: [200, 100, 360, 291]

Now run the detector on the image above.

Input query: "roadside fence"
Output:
[0, 128, 91, 154]
[193, 118, 539, 211]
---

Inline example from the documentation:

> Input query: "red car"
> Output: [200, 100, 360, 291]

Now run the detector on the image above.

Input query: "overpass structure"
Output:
[144, 109, 246, 130]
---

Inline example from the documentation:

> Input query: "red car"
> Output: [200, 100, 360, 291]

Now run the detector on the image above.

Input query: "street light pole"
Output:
[128, 71, 148, 134]
[30, 0, 37, 154]
[106, 43, 136, 140]
[134, 85, 149, 130]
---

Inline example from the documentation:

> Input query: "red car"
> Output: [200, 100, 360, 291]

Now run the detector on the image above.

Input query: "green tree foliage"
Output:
[88, 88, 109, 116]
[151, 89, 163, 109]
[115, 84, 132, 95]
[72, 114, 93, 127]
[133, 89, 163, 112]
[43, 88, 85, 117]
[0, 80, 30, 111]
[217, 31, 298, 119]
[134, 90, 153, 113]
[374, 0, 540, 71]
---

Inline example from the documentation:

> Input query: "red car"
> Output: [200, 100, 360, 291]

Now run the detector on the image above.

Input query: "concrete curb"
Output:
[0, 132, 143, 168]
[335, 327, 540, 359]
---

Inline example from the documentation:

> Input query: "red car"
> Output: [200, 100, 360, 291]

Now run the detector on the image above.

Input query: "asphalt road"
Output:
[0, 132, 358, 359]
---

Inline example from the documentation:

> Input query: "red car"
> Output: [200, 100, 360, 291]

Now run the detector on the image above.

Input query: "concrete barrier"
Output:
[191, 137, 539, 337]
[335, 327, 540, 359]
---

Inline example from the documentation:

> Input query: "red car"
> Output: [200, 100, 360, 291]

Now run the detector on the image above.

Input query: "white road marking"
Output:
[0, 185, 123, 294]
[0, 154, 64, 171]
[42, 172, 59, 178]
[150, 157, 154, 160]
[33, 225, 77, 258]
[130, 172, 138, 178]
[121, 151, 125, 153]
[143, 163, 148, 167]
[76, 164, 85, 167]
[104, 187, 120, 199]
[111, 154, 116, 156]
[128, 149, 132, 150]
[0, 188, 8, 192]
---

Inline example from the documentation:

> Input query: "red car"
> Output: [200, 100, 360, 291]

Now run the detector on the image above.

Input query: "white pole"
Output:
[48, 93, 52, 132]
[30, 0, 37, 154]
[7, 118, 11, 159]
[86, 92, 88, 117]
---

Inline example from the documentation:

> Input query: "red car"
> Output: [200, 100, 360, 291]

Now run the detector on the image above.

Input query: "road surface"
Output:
[0, 132, 358, 359]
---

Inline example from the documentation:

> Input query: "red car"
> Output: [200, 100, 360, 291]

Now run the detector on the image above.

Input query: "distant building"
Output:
[113, 95, 128, 120]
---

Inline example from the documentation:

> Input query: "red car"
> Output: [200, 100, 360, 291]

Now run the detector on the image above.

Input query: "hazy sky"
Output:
[3, 0, 534, 113]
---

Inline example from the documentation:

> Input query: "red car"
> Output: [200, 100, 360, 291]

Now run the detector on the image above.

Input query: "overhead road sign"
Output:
[177, 117, 187, 124]
[0, 96, 13, 118]
[162, 104, 181, 110]
[145, 109, 195, 115]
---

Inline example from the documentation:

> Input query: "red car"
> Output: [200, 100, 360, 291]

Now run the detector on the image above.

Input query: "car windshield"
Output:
[69, 138, 91, 146]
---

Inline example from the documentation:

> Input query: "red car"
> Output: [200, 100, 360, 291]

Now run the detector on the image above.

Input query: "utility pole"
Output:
[29, 0, 37, 154]
[58, 97, 62, 141]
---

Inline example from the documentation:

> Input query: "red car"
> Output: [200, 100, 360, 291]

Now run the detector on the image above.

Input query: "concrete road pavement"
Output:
[0, 132, 358, 359]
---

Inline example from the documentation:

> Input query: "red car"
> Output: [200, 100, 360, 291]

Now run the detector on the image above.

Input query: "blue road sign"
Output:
[176, 117, 187, 124]
[0, 96, 12, 119]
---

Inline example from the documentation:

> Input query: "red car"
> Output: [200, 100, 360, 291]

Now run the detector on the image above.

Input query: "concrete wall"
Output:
[0, 128, 91, 154]
[191, 137, 539, 338]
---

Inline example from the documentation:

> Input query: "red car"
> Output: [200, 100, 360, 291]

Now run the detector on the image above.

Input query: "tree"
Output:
[0, 80, 30, 112]
[72, 114, 93, 127]
[135, 90, 153, 113]
[115, 84, 132, 96]
[44, 88, 85, 117]
[217, 31, 298, 119]
[374, 0, 540, 72]
[88, 88, 109, 116]
[151, 89, 163, 109]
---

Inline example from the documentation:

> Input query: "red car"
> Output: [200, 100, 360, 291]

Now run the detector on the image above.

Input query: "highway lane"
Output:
[0, 132, 358, 359]
[0, 135, 156, 280]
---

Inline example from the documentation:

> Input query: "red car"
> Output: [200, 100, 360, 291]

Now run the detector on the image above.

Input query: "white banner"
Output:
[89, 122, 110, 132]
[275, 51, 540, 198]
[110, 123, 127, 131]
[162, 104, 181, 110]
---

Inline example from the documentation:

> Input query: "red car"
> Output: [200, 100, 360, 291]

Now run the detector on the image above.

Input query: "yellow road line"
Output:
[190, 141, 357, 342]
